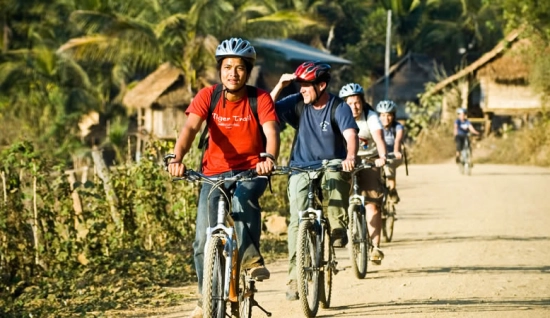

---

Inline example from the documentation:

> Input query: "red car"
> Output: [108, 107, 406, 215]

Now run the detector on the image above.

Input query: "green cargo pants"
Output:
[286, 162, 351, 282]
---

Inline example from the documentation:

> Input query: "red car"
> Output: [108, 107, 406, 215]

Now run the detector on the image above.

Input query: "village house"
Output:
[423, 28, 547, 135]
[366, 52, 438, 120]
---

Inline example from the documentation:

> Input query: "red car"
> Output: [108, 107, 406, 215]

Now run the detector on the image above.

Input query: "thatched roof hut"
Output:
[122, 62, 194, 156]
[424, 28, 543, 117]
[366, 52, 437, 119]
[123, 62, 193, 110]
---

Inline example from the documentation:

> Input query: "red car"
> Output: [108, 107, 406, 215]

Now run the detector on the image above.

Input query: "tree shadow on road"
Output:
[320, 297, 550, 317]
[387, 235, 550, 248]
[369, 265, 550, 278]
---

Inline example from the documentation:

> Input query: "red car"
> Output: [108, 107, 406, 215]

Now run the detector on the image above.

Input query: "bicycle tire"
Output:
[297, 219, 320, 317]
[238, 271, 252, 318]
[347, 204, 368, 279]
[382, 200, 395, 243]
[320, 225, 333, 308]
[203, 236, 227, 318]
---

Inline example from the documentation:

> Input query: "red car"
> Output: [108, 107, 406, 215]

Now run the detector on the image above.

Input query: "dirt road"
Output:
[150, 162, 550, 318]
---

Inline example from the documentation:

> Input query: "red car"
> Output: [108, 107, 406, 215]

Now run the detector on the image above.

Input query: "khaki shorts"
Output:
[383, 158, 403, 179]
[356, 166, 384, 205]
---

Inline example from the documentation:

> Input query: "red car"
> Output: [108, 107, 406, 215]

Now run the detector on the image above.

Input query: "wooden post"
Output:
[67, 170, 86, 240]
[483, 112, 492, 137]
[81, 166, 88, 184]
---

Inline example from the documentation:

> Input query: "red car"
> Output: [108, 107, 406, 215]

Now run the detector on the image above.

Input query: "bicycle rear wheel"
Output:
[297, 219, 321, 317]
[461, 147, 472, 175]
[203, 236, 227, 318]
[320, 225, 333, 308]
[347, 204, 368, 279]
[382, 200, 395, 242]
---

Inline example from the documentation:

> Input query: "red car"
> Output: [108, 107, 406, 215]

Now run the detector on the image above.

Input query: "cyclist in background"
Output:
[376, 100, 405, 203]
[339, 83, 388, 265]
[270, 62, 358, 301]
[454, 108, 479, 163]
[167, 38, 280, 318]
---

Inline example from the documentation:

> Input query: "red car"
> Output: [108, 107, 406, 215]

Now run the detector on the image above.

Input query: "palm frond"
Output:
[155, 13, 188, 38]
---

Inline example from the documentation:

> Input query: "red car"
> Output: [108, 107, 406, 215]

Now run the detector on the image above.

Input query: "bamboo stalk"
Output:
[1, 171, 6, 203]
[32, 164, 39, 266]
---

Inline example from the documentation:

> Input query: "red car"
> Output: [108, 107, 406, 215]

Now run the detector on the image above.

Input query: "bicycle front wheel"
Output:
[203, 236, 227, 318]
[348, 204, 368, 278]
[297, 219, 321, 317]
[320, 224, 333, 308]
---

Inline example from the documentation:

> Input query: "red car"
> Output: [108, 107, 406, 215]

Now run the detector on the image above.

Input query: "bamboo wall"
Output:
[480, 77, 542, 114]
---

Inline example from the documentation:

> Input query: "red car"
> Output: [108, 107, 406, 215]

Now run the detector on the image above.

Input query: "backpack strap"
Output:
[330, 96, 341, 138]
[198, 84, 224, 149]
[290, 95, 305, 159]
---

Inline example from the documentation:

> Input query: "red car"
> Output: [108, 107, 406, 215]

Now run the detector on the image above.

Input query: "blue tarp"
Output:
[252, 38, 352, 65]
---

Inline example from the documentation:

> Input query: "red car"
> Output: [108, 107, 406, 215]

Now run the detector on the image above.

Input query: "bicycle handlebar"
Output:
[163, 154, 267, 183]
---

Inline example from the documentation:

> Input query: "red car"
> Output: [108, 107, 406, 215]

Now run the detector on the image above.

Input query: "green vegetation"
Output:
[1, 0, 550, 316]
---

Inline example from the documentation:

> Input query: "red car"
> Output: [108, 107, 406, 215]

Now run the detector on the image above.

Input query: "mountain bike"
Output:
[164, 154, 272, 318]
[458, 136, 472, 175]
[273, 161, 341, 318]
[347, 160, 374, 279]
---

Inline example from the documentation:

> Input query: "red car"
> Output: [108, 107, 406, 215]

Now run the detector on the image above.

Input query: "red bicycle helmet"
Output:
[294, 61, 331, 83]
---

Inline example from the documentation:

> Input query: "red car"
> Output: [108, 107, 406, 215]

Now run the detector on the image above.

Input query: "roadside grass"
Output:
[407, 124, 456, 164]
[408, 117, 550, 167]
[476, 118, 550, 166]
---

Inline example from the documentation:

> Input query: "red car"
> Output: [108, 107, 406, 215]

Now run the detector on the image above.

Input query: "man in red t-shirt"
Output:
[167, 38, 279, 317]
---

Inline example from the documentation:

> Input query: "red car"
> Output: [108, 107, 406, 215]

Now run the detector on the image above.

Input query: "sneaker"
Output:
[249, 265, 270, 281]
[370, 246, 384, 265]
[331, 228, 348, 248]
[286, 280, 299, 301]
[188, 305, 203, 318]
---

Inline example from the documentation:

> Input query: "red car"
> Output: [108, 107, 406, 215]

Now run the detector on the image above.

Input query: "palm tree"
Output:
[58, 0, 318, 95]
[378, 0, 428, 57]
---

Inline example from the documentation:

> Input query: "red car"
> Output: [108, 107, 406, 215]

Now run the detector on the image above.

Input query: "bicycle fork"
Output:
[204, 197, 236, 302]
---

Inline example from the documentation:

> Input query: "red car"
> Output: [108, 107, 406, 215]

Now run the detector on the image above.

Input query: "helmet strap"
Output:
[312, 82, 327, 106]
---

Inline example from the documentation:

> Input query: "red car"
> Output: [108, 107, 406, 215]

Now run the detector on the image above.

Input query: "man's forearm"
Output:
[343, 129, 359, 159]
[264, 122, 280, 162]
[270, 83, 284, 102]
[173, 127, 199, 162]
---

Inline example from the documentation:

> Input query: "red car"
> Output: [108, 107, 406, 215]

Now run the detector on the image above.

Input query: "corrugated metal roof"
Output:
[252, 38, 352, 65]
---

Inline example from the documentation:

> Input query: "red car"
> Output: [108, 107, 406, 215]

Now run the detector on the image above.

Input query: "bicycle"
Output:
[458, 136, 472, 176]
[347, 160, 374, 279]
[273, 161, 341, 318]
[164, 154, 272, 318]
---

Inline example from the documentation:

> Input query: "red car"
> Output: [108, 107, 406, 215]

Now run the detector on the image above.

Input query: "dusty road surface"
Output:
[145, 162, 550, 318]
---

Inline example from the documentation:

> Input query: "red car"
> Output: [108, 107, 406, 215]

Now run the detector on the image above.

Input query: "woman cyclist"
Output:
[339, 83, 387, 264]
[375, 100, 405, 203]
[454, 108, 479, 163]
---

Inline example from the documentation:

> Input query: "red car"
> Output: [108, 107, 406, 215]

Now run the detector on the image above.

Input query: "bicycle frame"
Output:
[298, 171, 324, 225]
[349, 172, 366, 207]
